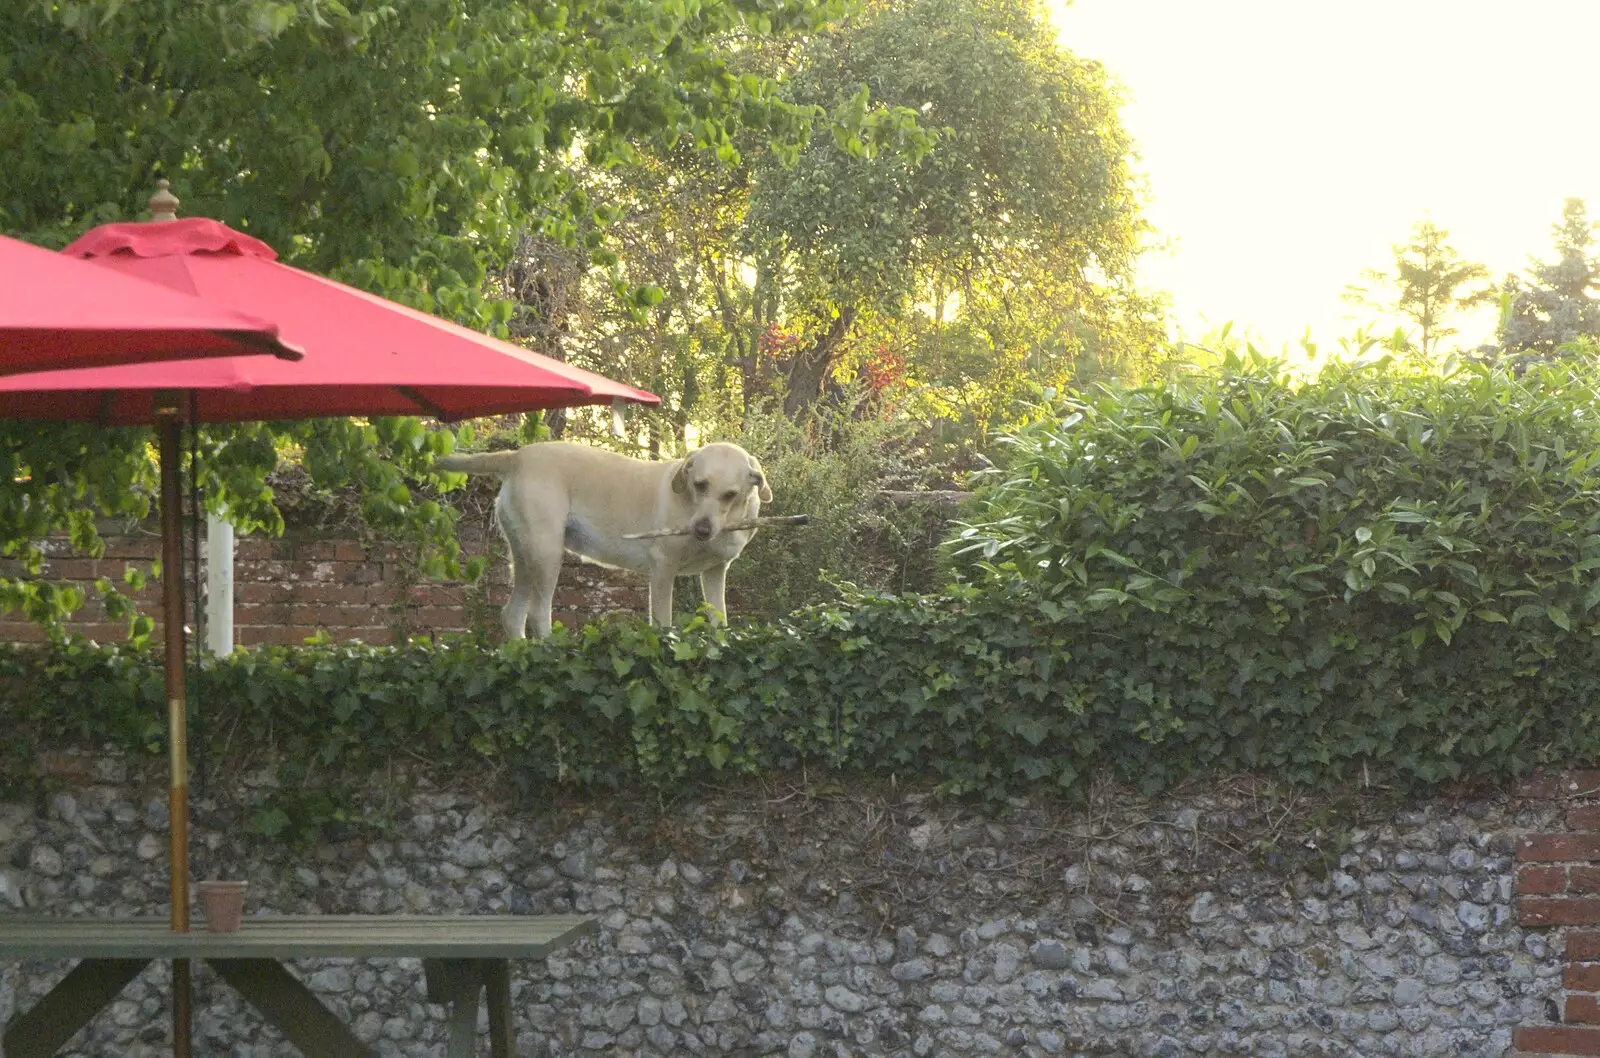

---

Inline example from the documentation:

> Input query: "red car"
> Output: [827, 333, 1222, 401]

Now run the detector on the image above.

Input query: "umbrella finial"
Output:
[149, 179, 180, 222]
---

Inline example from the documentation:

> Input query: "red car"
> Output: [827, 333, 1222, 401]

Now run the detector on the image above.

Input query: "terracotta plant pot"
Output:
[196, 880, 248, 933]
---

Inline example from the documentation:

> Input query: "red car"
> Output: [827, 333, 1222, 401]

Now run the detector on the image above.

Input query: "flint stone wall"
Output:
[0, 761, 1569, 1057]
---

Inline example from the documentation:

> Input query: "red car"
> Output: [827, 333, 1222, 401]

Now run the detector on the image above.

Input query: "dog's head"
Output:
[671, 442, 771, 542]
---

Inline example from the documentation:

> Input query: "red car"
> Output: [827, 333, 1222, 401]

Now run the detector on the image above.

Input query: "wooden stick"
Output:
[623, 514, 810, 540]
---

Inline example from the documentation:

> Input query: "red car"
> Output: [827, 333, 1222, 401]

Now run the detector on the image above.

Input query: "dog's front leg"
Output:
[700, 563, 730, 625]
[648, 567, 676, 627]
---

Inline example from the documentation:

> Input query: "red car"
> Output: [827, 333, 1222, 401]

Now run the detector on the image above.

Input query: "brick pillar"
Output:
[1515, 770, 1600, 1056]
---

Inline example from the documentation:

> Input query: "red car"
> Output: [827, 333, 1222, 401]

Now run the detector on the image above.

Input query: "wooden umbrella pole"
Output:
[157, 417, 193, 1057]
[150, 189, 193, 1057]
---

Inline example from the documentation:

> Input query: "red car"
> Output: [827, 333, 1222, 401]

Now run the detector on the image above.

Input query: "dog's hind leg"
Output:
[521, 542, 563, 638]
[489, 486, 553, 637]
[502, 558, 536, 640]
[496, 496, 533, 640]
[496, 491, 564, 639]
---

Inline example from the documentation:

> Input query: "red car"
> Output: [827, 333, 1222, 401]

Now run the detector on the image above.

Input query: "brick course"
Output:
[1517, 1024, 1600, 1056]
[1515, 771, 1600, 1056]
[0, 523, 652, 646]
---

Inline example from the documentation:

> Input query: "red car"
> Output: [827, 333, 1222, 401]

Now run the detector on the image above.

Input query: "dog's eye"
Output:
[722, 490, 738, 502]
[694, 480, 709, 493]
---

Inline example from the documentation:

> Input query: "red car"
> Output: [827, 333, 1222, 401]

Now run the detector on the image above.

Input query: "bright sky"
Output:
[1048, 0, 1600, 355]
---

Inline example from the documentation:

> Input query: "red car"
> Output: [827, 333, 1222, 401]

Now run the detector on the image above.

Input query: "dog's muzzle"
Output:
[692, 518, 715, 541]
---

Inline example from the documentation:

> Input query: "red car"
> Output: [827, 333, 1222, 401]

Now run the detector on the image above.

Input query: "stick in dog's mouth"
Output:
[622, 514, 811, 540]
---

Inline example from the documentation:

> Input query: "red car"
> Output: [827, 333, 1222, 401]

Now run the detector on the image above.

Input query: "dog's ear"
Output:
[671, 456, 693, 496]
[748, 456, 772, 503]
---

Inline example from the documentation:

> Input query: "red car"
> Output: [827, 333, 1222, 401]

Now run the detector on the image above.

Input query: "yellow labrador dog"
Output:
[435, 441, 771, 638]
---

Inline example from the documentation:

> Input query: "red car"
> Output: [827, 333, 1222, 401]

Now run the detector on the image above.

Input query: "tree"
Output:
[564, 144, 758, 454]
[4, 0, 927, 305]
[0, 0, 926, 631]
[1343, 219, 1491, 358]
[740, 0, 1148, 414]
[492, 0, 1160, 457]
[1497, 198, 1600, 355]
[878, 261, 1170, 446]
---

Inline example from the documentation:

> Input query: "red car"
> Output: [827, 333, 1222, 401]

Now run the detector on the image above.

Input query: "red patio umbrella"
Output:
[0, 192, 658, 1056]
[0, 218, 654, 420]
[0, 229, 301, 373]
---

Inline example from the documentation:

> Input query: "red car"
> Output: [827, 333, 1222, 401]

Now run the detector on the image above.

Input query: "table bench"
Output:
[0, 914, 596, 1058]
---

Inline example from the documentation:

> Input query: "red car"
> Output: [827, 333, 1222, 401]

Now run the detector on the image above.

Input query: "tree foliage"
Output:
[537, 0, 1160, 459]
[1497, 198, 1600, 356]
[744, 0, 1151, 413]
[1344, 219, 1490, 358]
[4, 0, 919, 259]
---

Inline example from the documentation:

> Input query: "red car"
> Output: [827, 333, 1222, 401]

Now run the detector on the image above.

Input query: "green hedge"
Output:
[6, 356, 1600, 825]
[950, 353, 1600, 784]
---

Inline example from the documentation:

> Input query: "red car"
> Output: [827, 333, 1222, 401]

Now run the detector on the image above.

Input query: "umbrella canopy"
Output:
[0, 232, 301, 374]
[0, 217, 656, 421]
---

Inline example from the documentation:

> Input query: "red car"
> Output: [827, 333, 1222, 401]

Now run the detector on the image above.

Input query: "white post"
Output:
[205, 512, 234, 654]
[611, 397, 625, 438]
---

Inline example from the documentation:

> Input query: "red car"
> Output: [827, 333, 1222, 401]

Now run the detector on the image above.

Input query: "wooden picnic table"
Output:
[0, 914, 596, 1058]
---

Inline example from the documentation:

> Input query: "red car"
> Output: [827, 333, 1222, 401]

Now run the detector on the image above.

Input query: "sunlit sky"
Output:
[1047, 0, 1600, 355]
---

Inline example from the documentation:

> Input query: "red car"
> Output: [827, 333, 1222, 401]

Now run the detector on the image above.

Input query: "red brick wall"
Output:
[0, 523, 649, 647]
[1515, 770, 1600, 1056]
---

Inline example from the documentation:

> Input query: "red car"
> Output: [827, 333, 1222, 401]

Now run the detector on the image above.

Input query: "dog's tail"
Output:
[433, 450, 521, 476]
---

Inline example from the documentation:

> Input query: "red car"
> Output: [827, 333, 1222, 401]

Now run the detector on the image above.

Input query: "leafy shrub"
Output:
[15, 354, 1600, 831]
[690, 394, 947, 616]
[950, 353, 1600, 784]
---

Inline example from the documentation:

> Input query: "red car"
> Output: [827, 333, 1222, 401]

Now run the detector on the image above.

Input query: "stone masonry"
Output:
[0, 757, 1578, 1056]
